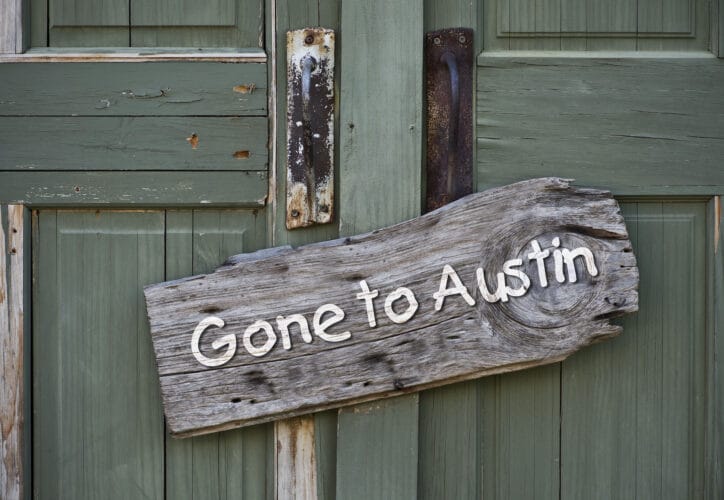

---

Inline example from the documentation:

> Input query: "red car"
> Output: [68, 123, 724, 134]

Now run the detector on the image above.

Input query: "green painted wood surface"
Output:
[0, 171, 267, 206]
[130, 0, 263, 48]
[335, 0, 422, 498]
[476, 58, 724, 196]
[483, 0, 709, 51]
[708, 196, 724, 498]
[418, 5, 481, 498]
[561, 202, 706, 499]
[164, 209, 272, 500]
[32, 211, 165, 499]
[337, 398, 420, 499]
[418, 382, 481, 500]
[0, 63, 267, 116]
[48, 0, 128, 47]
[33, 0, 262, 48]
[0, 117, 267, 171]
[480, 364, 561, 500]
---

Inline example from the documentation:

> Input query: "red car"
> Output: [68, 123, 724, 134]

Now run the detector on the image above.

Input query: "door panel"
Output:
[32, 209, 271, 499]
[33, 211, 166, 499]
[561, 202, 706, 499]
[164, 209, 270, 500]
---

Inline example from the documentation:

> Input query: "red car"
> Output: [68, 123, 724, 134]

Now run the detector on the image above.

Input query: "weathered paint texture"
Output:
[286, 28, 335, 229]
[144, 178, 638, 437]
[0, 205, 24, 500]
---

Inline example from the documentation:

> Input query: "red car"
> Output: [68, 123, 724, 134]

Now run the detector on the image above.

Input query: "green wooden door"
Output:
[1, 0, 723, 498]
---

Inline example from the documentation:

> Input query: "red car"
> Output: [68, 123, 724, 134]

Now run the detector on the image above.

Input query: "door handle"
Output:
[286, 28, 335, 229]
[425, 28, 474, 212]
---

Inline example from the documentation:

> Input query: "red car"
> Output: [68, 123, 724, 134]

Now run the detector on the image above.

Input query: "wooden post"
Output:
[0, 205, 26, 500]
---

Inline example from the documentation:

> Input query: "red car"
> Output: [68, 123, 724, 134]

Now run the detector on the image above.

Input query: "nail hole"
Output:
[231, 397, 242, 403]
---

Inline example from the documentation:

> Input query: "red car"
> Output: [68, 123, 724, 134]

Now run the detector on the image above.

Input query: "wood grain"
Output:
[144, 178, 639, 437]
[0, 62, 267, 116]
[476, 57, 724, 196]
[0, 205, 24, 500]
[0, 171, 268, 206]
[0, 0, 24, 53]
[0, 117, 268, 171]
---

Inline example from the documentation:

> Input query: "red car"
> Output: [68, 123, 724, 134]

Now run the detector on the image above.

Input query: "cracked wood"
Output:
[144, 178, 639, 437]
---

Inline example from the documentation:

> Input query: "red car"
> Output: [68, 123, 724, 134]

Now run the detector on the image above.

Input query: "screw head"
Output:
[304, 34, 315, 44]
[433, 36, 441, 45]
[458, 35, 466, 43]
[291, 209, 300, 217]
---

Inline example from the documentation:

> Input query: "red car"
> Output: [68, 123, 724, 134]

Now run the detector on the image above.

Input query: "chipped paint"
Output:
[233, 150, 250, 159]
[233, 84, 256, 94]
[186, 133, 199, 149]
[285, 28, 335, 230]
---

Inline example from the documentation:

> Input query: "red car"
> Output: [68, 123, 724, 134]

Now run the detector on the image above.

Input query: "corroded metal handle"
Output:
[441, 51, 460, 197]
[424, 27, 473, 213]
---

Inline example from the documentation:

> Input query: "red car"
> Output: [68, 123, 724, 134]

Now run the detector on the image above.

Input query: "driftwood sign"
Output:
[144, 178, 638, 437]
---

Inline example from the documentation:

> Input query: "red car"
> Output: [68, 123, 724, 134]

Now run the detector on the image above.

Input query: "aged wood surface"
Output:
[275, 416, 317, 499]
[476, 58, 724, 196]
[0, 62, 267, 116]
[0, 117, 267, 171]
[0, 206, 24, 500]
[145, 178, 639, 437]
[0, 171, 267, 206]
[0, 0, 24, 54]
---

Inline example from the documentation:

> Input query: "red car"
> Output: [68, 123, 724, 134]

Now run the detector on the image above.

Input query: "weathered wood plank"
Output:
[144, 178, 638, 437]
[335, 0, 423, 492]
[33, 211, 165, 499]
[0, 0, 25, 53]
[0, 63, 267, 116]
[0, 171, 268, 206]
[0, 117, 268, 171]
[275, 416, 316, 499]
[0, 205, 25, 500]
[477, 58, 724, 196]
[164, 210, 271, 500]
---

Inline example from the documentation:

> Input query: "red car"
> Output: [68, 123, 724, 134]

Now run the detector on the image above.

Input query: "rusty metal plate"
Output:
[286, 28, 335, 229]
[425, 28, 474, 212]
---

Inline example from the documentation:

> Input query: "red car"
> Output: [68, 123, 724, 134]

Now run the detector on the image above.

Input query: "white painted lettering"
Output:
[384, 287, 419, 324]
[313, 304, 351, 342]
[433, 264, 476, 311]
[527, 239, 550, 288]
[502, 258, 531, 298]
[191, 316, 236, 367]
[276, 314, 313, 349]
[243, 320, 277, 357]
[552, 237, 566, 284]
[356, 280, 379, 327]
[562, 246, 599, 283]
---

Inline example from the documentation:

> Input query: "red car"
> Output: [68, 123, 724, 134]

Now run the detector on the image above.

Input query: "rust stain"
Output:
[232, 150, 250, 159]
[233, 84, 256, 94]
[186, 133, 199, 149]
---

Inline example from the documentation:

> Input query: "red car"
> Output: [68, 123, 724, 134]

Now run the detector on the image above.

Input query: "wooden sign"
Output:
[144, 178, 638, 438]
